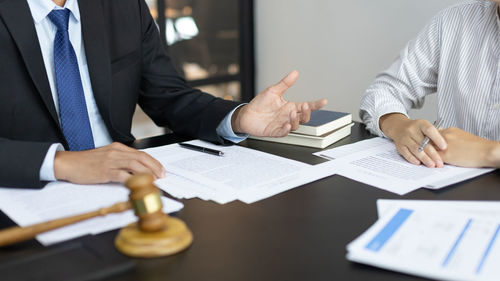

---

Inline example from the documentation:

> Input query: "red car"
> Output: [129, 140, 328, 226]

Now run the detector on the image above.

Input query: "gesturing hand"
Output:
[54, 142, 165, 184]
[380, 113, 447, 168]
[232, 70, 328, 137]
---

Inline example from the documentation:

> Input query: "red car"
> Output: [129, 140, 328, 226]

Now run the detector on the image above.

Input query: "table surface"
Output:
[2, 123, 500, 281]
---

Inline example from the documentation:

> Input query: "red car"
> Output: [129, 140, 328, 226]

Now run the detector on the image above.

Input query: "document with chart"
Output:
[146, 140, 337, 204]
[314, 137, 494, 195]
[376, 199, 500, 219]
[347, 203, 500, 281]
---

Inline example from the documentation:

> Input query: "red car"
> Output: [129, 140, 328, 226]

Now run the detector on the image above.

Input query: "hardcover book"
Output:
[293, 110, 352, 136]
[250, 123, 354, 149]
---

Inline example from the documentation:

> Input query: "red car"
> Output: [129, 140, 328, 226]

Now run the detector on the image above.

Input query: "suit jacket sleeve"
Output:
[136, 0, 241, 143]
[0, 139, 52, 188]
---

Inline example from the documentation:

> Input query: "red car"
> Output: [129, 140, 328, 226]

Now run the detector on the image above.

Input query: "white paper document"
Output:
[347, 201, 500, 281]
[0, 182, 183, 246]
[315, 137, 494, 195]
[314, 137, 391, 160]
[145, 140, 337, 204]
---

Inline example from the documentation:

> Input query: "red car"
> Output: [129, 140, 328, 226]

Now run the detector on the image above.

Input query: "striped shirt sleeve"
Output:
[360, 13, 442, 136]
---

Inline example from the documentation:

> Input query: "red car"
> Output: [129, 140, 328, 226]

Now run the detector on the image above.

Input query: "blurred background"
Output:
[134, 0, 254, 138]
[134, 0, 462, 139]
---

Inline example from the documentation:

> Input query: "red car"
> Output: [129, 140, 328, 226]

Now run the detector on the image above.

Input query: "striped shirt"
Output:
[360, 0, 500, 141]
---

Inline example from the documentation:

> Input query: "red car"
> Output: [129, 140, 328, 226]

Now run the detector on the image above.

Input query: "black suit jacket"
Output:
[0, 0, 240, 188]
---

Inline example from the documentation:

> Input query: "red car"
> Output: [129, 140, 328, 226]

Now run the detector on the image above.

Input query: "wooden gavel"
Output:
[0, 174, 193, 258]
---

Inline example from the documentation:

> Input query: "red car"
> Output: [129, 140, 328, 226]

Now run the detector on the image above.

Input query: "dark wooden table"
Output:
[1, 123, 499, 281]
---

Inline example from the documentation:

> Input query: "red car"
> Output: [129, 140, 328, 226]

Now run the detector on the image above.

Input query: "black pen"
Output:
[179, 143, 224, 156]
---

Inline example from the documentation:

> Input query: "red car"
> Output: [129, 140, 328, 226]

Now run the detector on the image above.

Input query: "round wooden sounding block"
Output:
[115, 174, 193, 258]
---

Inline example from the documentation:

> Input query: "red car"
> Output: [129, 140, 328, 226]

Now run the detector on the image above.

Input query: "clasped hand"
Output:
[380, 113, 499, 168]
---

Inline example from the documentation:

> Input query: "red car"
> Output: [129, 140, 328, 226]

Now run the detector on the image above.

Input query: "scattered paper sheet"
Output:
[0, 182, 183, 246]
[315, 137, 494, 195]
[347, 201, 500, 281]
[314, 137, 391, 160]
[145, 140, 337, 204]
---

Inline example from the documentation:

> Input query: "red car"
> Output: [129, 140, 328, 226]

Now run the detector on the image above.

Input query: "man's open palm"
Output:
[233, 71, 328, 137]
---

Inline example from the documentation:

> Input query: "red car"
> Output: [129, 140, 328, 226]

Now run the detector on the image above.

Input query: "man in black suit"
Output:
[0, 0, 327, 188]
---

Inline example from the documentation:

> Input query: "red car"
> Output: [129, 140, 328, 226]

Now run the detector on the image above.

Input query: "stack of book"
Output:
[250, 110, 353, 148]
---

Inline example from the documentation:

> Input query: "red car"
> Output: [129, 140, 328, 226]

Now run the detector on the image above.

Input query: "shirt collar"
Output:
[27, 0, 81, 24]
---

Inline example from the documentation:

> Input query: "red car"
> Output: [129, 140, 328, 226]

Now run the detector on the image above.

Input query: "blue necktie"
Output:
[48, 9, 95, 151]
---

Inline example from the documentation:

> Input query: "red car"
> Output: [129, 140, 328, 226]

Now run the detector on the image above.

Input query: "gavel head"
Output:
[116, 173, 193, 257]
[125, 173, 167, 232]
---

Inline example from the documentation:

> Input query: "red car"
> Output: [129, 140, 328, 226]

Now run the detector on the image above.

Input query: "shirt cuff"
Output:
[39, 143, 65, 181]
[216, 103, 249, 143]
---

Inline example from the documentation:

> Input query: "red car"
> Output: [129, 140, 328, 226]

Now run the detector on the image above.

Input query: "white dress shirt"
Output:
[27, 0, 245, 181]
[360, 0, 500, 141]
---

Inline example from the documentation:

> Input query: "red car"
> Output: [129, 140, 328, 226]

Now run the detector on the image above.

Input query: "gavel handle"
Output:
[0, 201, 132, 247]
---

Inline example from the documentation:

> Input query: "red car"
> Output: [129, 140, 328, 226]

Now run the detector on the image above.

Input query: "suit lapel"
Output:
[0, 0, 60, 127]
[78, 0, 112, 130]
